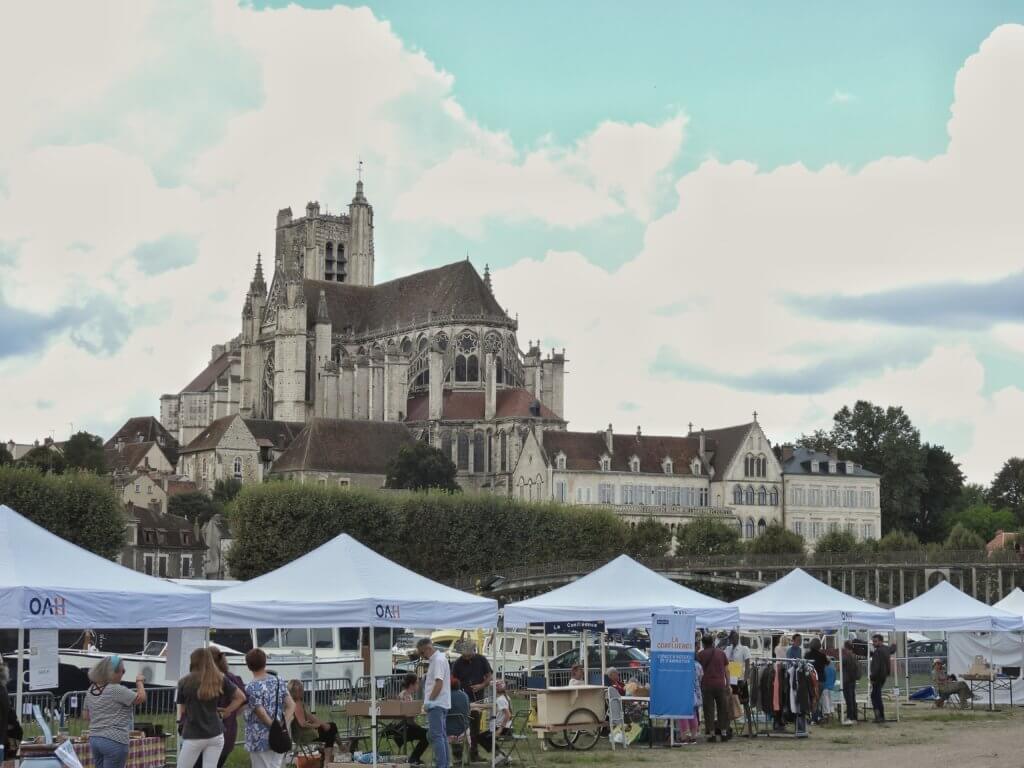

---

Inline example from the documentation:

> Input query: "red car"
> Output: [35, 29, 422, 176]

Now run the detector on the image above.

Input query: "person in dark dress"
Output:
[450, 641, 492, 763]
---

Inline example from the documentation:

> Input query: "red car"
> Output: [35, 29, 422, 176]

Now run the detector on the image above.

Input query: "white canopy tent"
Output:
[893, 581, 1024, 632]
[731, 568, 895, 630]
[502, 554, 740, 629]
[212, 533, 497, 765]
[994, 587, 1024, 619]
[0, 504, 212, 714]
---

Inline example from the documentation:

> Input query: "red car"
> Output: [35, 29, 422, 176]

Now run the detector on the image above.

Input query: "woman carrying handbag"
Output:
[244, 649, 295, 768]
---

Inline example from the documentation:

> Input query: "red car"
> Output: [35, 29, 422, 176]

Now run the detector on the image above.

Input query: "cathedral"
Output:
[162, 179, 567, 492]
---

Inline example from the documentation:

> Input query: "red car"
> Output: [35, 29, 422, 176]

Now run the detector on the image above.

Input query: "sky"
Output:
[1, 1, 1023, 483]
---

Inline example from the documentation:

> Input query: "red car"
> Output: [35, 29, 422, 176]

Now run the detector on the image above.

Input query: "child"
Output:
[674, 659, 703, 744]
[821, 657, 836, 722]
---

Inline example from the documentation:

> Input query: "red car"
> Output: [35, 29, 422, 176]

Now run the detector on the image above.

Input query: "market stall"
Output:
[0, 504, 211, 726]
[894, 581, 1024, 708]
[211, 533, 498, 766]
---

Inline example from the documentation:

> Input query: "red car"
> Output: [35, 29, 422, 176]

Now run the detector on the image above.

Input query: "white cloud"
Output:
[830, 89, 854, 104]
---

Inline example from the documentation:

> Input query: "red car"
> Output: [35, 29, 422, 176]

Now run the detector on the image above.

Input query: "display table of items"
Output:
[9, 735, 165, 768]
[342, 700, 423, 756]
[964, 672, 1015, 710]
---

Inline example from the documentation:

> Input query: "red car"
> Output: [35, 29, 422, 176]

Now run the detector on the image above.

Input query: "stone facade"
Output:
[707, 421, 785, 539]
[160, 342, 242, 447]
[201, 514, 233, 579]
[122, 502, 206, 579]
[780, 446, 881, 544]
[176, 415, 301, 492]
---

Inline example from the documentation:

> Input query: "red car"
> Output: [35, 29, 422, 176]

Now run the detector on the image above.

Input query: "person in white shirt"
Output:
[567, 665, 586, 687]
[478, 680, 512, 765]
[725, 631, 753, 737]
[417, 638, 451, 768]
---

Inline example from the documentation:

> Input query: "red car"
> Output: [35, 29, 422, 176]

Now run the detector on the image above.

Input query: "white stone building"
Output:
[780, 445, 881, 544]
[177, 415, 302, 492]
[705, 420, 785, 540]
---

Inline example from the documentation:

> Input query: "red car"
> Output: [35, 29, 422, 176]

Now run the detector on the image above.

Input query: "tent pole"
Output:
[370, 624, 377, 766]
[16, 627, 24, 726]
[600, 631, 606, 686]
[311, 640, 318, 713]
[582, 630, 588, 684]
[989, 629, 995, 712]
[542, 625, 549, 687]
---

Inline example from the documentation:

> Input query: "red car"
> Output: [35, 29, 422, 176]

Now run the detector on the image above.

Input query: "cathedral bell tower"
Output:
[348, 176, 374, 286]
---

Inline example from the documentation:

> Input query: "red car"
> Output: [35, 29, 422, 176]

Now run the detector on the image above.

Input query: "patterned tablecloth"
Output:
[72, 737, 166, 768]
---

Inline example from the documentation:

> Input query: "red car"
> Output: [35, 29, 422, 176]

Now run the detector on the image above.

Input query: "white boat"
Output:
[482, 630, 581, 672]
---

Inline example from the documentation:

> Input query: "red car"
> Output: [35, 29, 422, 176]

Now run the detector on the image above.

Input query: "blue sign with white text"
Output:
[649, 613, 696, 718]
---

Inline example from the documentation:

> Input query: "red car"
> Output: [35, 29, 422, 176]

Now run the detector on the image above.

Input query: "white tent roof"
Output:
[211, 533, 497, 629]
[994, 587, 1024, 619]
[502, 555, 739, 629]
[168, 579, 241, 593]
[0, 504, 210, 629]
[893, 580, 1024, 632]
[731, 568, 894, 630]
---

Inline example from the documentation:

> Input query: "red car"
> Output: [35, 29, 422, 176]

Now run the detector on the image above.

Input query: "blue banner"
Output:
[649, 612, 696, 718]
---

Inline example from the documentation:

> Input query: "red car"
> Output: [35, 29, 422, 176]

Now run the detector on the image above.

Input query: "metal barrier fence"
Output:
[56, 687, 179, 735]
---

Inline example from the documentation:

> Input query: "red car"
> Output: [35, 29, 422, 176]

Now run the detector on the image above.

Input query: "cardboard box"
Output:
[343, 700, 421, 718]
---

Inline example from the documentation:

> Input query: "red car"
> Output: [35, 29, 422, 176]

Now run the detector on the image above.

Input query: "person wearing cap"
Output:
[450, 640, 492, 762]
[932, 659, 973, 707]
[83, 655, 146, 768]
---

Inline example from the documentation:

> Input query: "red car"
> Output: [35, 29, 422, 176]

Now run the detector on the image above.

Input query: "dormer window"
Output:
[599, 455, 611, 472]
[555, 452, 567, 470]
[829, 461, 837, 474]
[691, 459, 701, 476]
[629, 456, 640, 473]
[662, 457, 673, 474]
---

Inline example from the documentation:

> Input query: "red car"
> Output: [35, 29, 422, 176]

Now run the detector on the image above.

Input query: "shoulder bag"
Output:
[267, 677, 292, 754]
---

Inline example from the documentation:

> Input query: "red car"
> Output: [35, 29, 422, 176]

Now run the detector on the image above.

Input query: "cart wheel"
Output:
[565, 707, 601, 751]
[543, 730, 571, 750]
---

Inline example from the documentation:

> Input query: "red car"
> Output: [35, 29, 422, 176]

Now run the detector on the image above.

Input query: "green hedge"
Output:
[0, 466, 124, 559]
[226, 483, 663, 581]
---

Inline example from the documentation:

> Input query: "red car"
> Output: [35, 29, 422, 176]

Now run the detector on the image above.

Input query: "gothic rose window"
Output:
[456, 330, 477, 354]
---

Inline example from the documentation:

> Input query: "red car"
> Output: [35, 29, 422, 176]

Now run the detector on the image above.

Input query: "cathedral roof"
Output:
[303, 261, 509, 336]
[105, 417, 179, 465]
[542, 430, 706, 474]
[179, 350, 234, 394]
[269, 418, 414, 476]
[405, 388, 562, 422]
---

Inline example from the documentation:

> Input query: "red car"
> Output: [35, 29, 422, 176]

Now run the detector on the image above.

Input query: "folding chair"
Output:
[606, 687, 628, 751]
[446, 709, 471, 766]
[502, 709, 537, 767]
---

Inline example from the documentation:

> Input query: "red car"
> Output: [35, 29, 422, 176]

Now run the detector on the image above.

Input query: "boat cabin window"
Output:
[502, 637, 517, 654]
[143, 641, 166, 657]
[256, 628, 281, 648]
[555, 641, 573, 655]
[374, 628, 391, 651]
[313, 628, 333, 649]
[338, 629, 360, 652]
[279, 628, 310, 648]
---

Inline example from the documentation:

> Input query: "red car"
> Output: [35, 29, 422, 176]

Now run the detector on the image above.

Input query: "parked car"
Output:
[530, 643, 648, 673]
[908, 640, 947, 658]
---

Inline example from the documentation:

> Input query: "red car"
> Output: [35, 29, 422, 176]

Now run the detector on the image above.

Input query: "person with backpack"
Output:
[243, 648, 296, 768]
[841, 641, 861, 724]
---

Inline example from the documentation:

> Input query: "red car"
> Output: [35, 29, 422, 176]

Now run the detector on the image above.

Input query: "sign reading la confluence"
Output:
[649, 613, 696, 719]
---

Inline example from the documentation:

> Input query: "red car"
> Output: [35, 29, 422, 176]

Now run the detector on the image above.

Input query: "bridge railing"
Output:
[450, 549, 1012, 590]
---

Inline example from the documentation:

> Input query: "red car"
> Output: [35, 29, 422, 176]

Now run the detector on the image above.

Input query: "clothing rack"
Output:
[747, 658, 817, 739]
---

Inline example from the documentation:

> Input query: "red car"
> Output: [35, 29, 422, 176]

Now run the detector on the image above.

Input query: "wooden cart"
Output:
[531, 686, 606, 750]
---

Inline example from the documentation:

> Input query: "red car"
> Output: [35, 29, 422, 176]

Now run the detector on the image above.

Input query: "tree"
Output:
[0, 466, 124, 558]
[799, 400, 927, 535]
[877, 530, 923, 552]
[747, 523, 805, 555]
[918, 443, 964, 541]
[385, 443, 459, 492]
[625, 519, 672, 558]
[63, 431, 107, 473]
[943, 523, 986, 552]
[951, 483, 988, 514]
[168, 491, 222, 525]
[674, 518, 743, 556]
[795, 429, 836, 455]
[989, 458, 1024, 524]
[212, 479, 242, 504]
[0, 445, 12, 466]
[813, 530, 859, 555]
[18, 445, 67, 475]
[943, 503, 1016, 543]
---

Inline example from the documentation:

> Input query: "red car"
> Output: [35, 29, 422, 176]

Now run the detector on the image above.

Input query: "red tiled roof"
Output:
[543, 430, 708, 474]
[405, 388, 561, 422]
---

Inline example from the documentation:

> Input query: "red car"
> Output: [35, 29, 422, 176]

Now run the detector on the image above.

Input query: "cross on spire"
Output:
[752, 410, 758, 422]
[357, 159, 364, 182]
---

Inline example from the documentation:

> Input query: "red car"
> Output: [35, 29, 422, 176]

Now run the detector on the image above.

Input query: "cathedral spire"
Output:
[483, 263, 492, 293]
[352, 159, 367, 204]
[250, 252, 267, 296]
[316, 289, 330, 325]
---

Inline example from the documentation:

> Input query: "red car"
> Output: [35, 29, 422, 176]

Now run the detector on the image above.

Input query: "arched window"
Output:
[488, 431, 494, 472]
[737, 519, 744, 536]
[233, 457, 242, 479]
[455, 355, 467, 382]
[325, 241, 333, 263]
[457, 432, 469, 470]
[744, 486, 755, 505]
[441, 430, 452, 460]
[744, 455, 751, 476]
[336, 243, 347, 281]
[473, 431, 485, 473]
[495, 356, 504, 385]
[662, 458, 673, 474]
[770, 488, 779, 506]
[733, 485, 743, 504]
[629, 456, 640, 473]
[418, 336, 428, 352]
[760, 456, 768, 477]
[401, 338, 413, 355]
[757, 519, 767, 535]
[500, 431, 508, 471]
[600, 455, 611, 472]
[744, 518, 755, 539]
[758, 486, 767, 505]
[467, 354, 479, 382]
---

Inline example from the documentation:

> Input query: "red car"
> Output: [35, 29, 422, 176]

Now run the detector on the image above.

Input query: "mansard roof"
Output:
[405, 388, 562, 422]
[542, 430, 705, 474]
[781, 446, 879, 478]
[303, 260, 509, 336]
[270, 418, 415, 476]
[105, 416, 179, 465]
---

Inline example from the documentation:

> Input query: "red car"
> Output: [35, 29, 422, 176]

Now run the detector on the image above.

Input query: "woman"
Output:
[192, 648, 247, 768]
[567, 665, 585, 687]
[178, 648, 246, 768]
[287, 680, 340, 763]
[392, 673, 429, 766]
[605, 667, 625, 695]
[83, 656, 146, 768]
[932, 659, 973, 707]
[244, 649, 295, 768]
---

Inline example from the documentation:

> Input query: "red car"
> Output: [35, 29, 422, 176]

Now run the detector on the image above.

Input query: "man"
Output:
[869, 634, 891, 724]
[803, 638, 829, 723]
[451, 640, 492, 763]
[696, 634, 732, 743]
[840, 641, 861, 724]
[786, 633, 804, 660]
[724, 631, 752, 736]
[417, 638, 451, 768]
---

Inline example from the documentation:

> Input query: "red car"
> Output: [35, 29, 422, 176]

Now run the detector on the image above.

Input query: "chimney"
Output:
[782, 444, 795, 462]
[698, 428, 706, 460]
[604, 424, 614, 454]
[636, 425, 642, 441]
